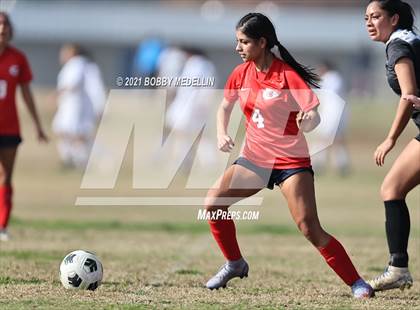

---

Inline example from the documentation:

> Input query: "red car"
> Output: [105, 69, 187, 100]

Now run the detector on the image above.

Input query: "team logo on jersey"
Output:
[262, 88, 279, 100]
[9, 65, 19, 77]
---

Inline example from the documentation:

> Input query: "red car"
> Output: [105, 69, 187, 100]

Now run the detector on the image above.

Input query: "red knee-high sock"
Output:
[0, 186, 12, 229]
[317, 236, 361, 286]
[209, 219, 242, 261]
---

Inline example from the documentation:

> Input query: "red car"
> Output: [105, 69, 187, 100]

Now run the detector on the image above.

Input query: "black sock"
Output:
[384, 200, 410, 267]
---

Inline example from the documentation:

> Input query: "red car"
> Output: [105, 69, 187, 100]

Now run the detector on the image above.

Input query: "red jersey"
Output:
[224, 58, 319, 169]
[0, 46, 33, 135]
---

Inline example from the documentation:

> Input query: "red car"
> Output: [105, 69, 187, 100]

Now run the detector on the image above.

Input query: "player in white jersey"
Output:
[165, 48, 217, 168]
[53, 44, 106, 169]
[314, 60, 350, 175]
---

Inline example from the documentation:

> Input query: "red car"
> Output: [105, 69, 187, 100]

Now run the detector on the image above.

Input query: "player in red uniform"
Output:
[0, 12, 47, 241]
[204, 13, 374, 298]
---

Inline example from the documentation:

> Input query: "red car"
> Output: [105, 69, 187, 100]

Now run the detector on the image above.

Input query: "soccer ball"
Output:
[59, 250, 103, 290]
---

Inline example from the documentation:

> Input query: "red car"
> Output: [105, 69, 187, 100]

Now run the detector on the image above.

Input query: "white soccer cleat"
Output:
[367, 266, 413, 292]
[351, 278, 375, 298]
[206, 259, 249, 290]
[0, 229, 10, 242]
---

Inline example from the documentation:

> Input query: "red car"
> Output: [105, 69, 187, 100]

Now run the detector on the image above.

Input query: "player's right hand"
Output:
[217, 134, 234, 152]
[402, 94, 420, 109]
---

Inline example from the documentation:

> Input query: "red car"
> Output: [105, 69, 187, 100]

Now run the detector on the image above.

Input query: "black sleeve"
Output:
[387, 39, 415, 68]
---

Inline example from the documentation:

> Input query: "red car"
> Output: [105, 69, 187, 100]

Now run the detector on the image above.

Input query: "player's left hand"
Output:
[374, 137, 395, 166]
[296, 109, 320, 132]
[402, 94, 420, 109]
[296, 111, 305, 127]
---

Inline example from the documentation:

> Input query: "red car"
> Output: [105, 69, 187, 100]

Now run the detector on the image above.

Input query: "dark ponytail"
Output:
[236, 13, 320, 88]
[370, 0, 416, 32]
[275, 41, 320, 88]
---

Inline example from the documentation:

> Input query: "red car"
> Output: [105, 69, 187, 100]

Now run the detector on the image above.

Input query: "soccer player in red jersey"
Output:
[0, 12, 47, 241]
[204, 13, 374, 298]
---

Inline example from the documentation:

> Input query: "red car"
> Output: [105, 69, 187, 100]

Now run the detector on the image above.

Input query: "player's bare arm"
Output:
[374, 58, 416, 166]
[217, 97, 235, 152]
[20, 83, 48, 142]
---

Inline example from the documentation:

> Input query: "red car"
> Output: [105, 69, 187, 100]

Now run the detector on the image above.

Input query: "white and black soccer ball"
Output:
[59, 250, 103, 291]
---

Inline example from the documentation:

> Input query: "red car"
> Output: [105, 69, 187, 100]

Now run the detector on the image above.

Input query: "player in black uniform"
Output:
[365, 0, 419, 292]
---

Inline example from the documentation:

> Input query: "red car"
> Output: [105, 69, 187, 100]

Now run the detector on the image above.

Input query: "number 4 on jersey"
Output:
[252, 108, 265, 128]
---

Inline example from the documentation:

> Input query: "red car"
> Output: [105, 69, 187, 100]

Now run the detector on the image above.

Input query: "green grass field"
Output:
[0, 90, 419, 309]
